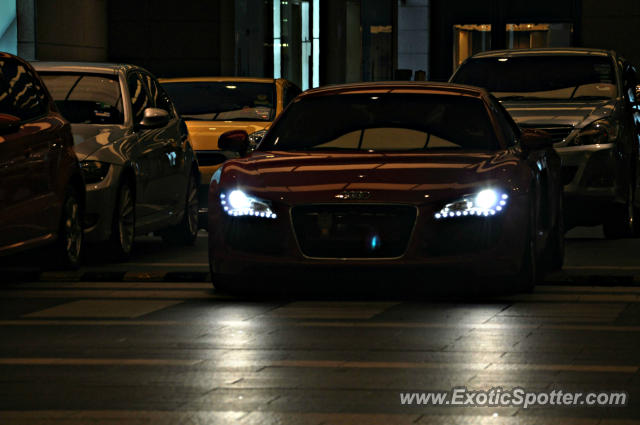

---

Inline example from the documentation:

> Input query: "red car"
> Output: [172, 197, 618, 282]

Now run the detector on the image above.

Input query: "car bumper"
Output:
[82, 165, 120, 243]
[208, 199, 530, 282]
[556, 144, 619, 225]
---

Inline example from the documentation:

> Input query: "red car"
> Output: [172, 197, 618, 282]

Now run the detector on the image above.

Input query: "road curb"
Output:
[2, 269, 640, 286]
[1, 270, 212, 283]
[542, 273, 639, 286]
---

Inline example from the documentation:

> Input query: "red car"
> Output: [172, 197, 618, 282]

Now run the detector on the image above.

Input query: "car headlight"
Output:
[248, 129, 268, 149]
[80, 160, 110, 184]
[220, 189, 277, 218]
[434, 188, 509, 219]
[572, 118, 618, 146]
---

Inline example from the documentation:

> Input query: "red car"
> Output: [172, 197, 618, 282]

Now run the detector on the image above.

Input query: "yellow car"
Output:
[160, 77, 301, 228]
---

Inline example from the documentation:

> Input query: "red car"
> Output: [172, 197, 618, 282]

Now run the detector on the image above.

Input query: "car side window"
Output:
[127, 72, 151, 124]
[144, 73, 174, 116]
[489, 97, 518, 147]
[0, 59, 48, 121]
[283, 82, 302, 108]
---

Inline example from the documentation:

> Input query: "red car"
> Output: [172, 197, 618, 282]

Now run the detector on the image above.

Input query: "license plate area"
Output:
[291, 205, 416, 258]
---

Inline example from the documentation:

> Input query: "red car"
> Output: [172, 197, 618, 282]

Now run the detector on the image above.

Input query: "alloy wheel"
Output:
[63, 195, 83, 265]
[118, 184, 135, 254]
[186, 175, 198, 236]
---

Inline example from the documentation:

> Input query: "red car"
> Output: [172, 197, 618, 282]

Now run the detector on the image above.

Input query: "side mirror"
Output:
[219, 130, 250, 155]
[138, 107, 170, 129]
[0, 113, 21, 135]
[520, 128, 553, 151]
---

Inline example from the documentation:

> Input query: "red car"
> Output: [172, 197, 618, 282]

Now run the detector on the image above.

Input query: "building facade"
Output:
[10, 0, 640, 85]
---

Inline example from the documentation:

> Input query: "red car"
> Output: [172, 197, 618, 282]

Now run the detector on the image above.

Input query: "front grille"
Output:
[291, 205, 416, 258]
[196, 151, 228, 166]
[521, 125, 574, 144]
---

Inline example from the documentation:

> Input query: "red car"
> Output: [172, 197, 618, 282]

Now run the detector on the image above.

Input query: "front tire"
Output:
[603, 185, 636, 239]
[512, 205, 538, 294]
[109, 181, 135, 260]
[51, 187, 84, 269]
[162, 171, 199, 245]
[543, 196, 565, 272]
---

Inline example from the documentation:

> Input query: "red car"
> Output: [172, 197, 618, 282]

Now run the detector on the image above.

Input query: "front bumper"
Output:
[208, 199, 530, 281]
[82, 165, 120, 243]
[556, 143, 618, 225]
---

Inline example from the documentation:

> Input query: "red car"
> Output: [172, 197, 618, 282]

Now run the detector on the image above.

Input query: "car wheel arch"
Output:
[119, 164, 138, 198]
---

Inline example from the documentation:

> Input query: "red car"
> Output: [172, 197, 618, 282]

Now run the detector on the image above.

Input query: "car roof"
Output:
[471, 48, 614, 59]
[299, 81, 489, 99]
[159, 76, 277, 84]
[31, 61, 141, 75]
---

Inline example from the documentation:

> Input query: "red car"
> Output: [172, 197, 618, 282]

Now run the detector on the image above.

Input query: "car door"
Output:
[0, 57, 59, 250]
[142, 72, 187, 215]
[126, 70, 168, 223]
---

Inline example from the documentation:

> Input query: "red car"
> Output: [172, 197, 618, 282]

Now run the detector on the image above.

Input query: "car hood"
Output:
[220, 150, 526, 204]
[70, 124, 129, 161]
[501, 99, 617, 128]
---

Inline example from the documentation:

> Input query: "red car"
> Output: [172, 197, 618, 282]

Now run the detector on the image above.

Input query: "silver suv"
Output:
[451, 48, 640, 238]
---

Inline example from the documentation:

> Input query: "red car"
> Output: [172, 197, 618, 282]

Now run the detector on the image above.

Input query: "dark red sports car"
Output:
[207, 82, 563, 292]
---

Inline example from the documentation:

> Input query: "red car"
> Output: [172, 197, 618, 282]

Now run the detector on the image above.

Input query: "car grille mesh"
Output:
[292, 205, 416, 258]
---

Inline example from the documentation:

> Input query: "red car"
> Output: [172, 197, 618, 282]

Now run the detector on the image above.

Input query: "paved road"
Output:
[0, 279, 639, 424]
[1, 227, 640, 424]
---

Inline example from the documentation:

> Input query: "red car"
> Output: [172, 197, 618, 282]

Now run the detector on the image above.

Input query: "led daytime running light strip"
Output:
[434, 193, 509, 219]
[220, 192, 278, 219]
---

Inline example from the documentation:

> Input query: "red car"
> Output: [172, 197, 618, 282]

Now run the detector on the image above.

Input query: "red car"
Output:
[0, 52, 85, 268]
[207, 82, 563, 293]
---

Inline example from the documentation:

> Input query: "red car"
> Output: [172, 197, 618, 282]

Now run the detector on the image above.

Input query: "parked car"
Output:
[159, 77, 301, 228]
[207, 82, 563, 293]
[34, 62, 200, 259]
[0, 52, 85, 268]
[450, 48, 640, 238]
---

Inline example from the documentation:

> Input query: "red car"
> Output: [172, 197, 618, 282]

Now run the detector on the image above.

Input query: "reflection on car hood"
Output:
[70, 124, 128, 161]
[185, 120, 269, 151]
[501, 99, 617, 128]
[222, 150, 525, 204]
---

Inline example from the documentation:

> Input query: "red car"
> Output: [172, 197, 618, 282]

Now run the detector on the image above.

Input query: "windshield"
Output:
[259, 93, 499, 152]
[162, 81, 276, 122]
[452, 55, 618, 101]
[40, 73, 124, 124]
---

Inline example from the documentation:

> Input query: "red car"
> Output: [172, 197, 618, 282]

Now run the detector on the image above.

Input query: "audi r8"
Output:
[207, 82, 563, 293]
